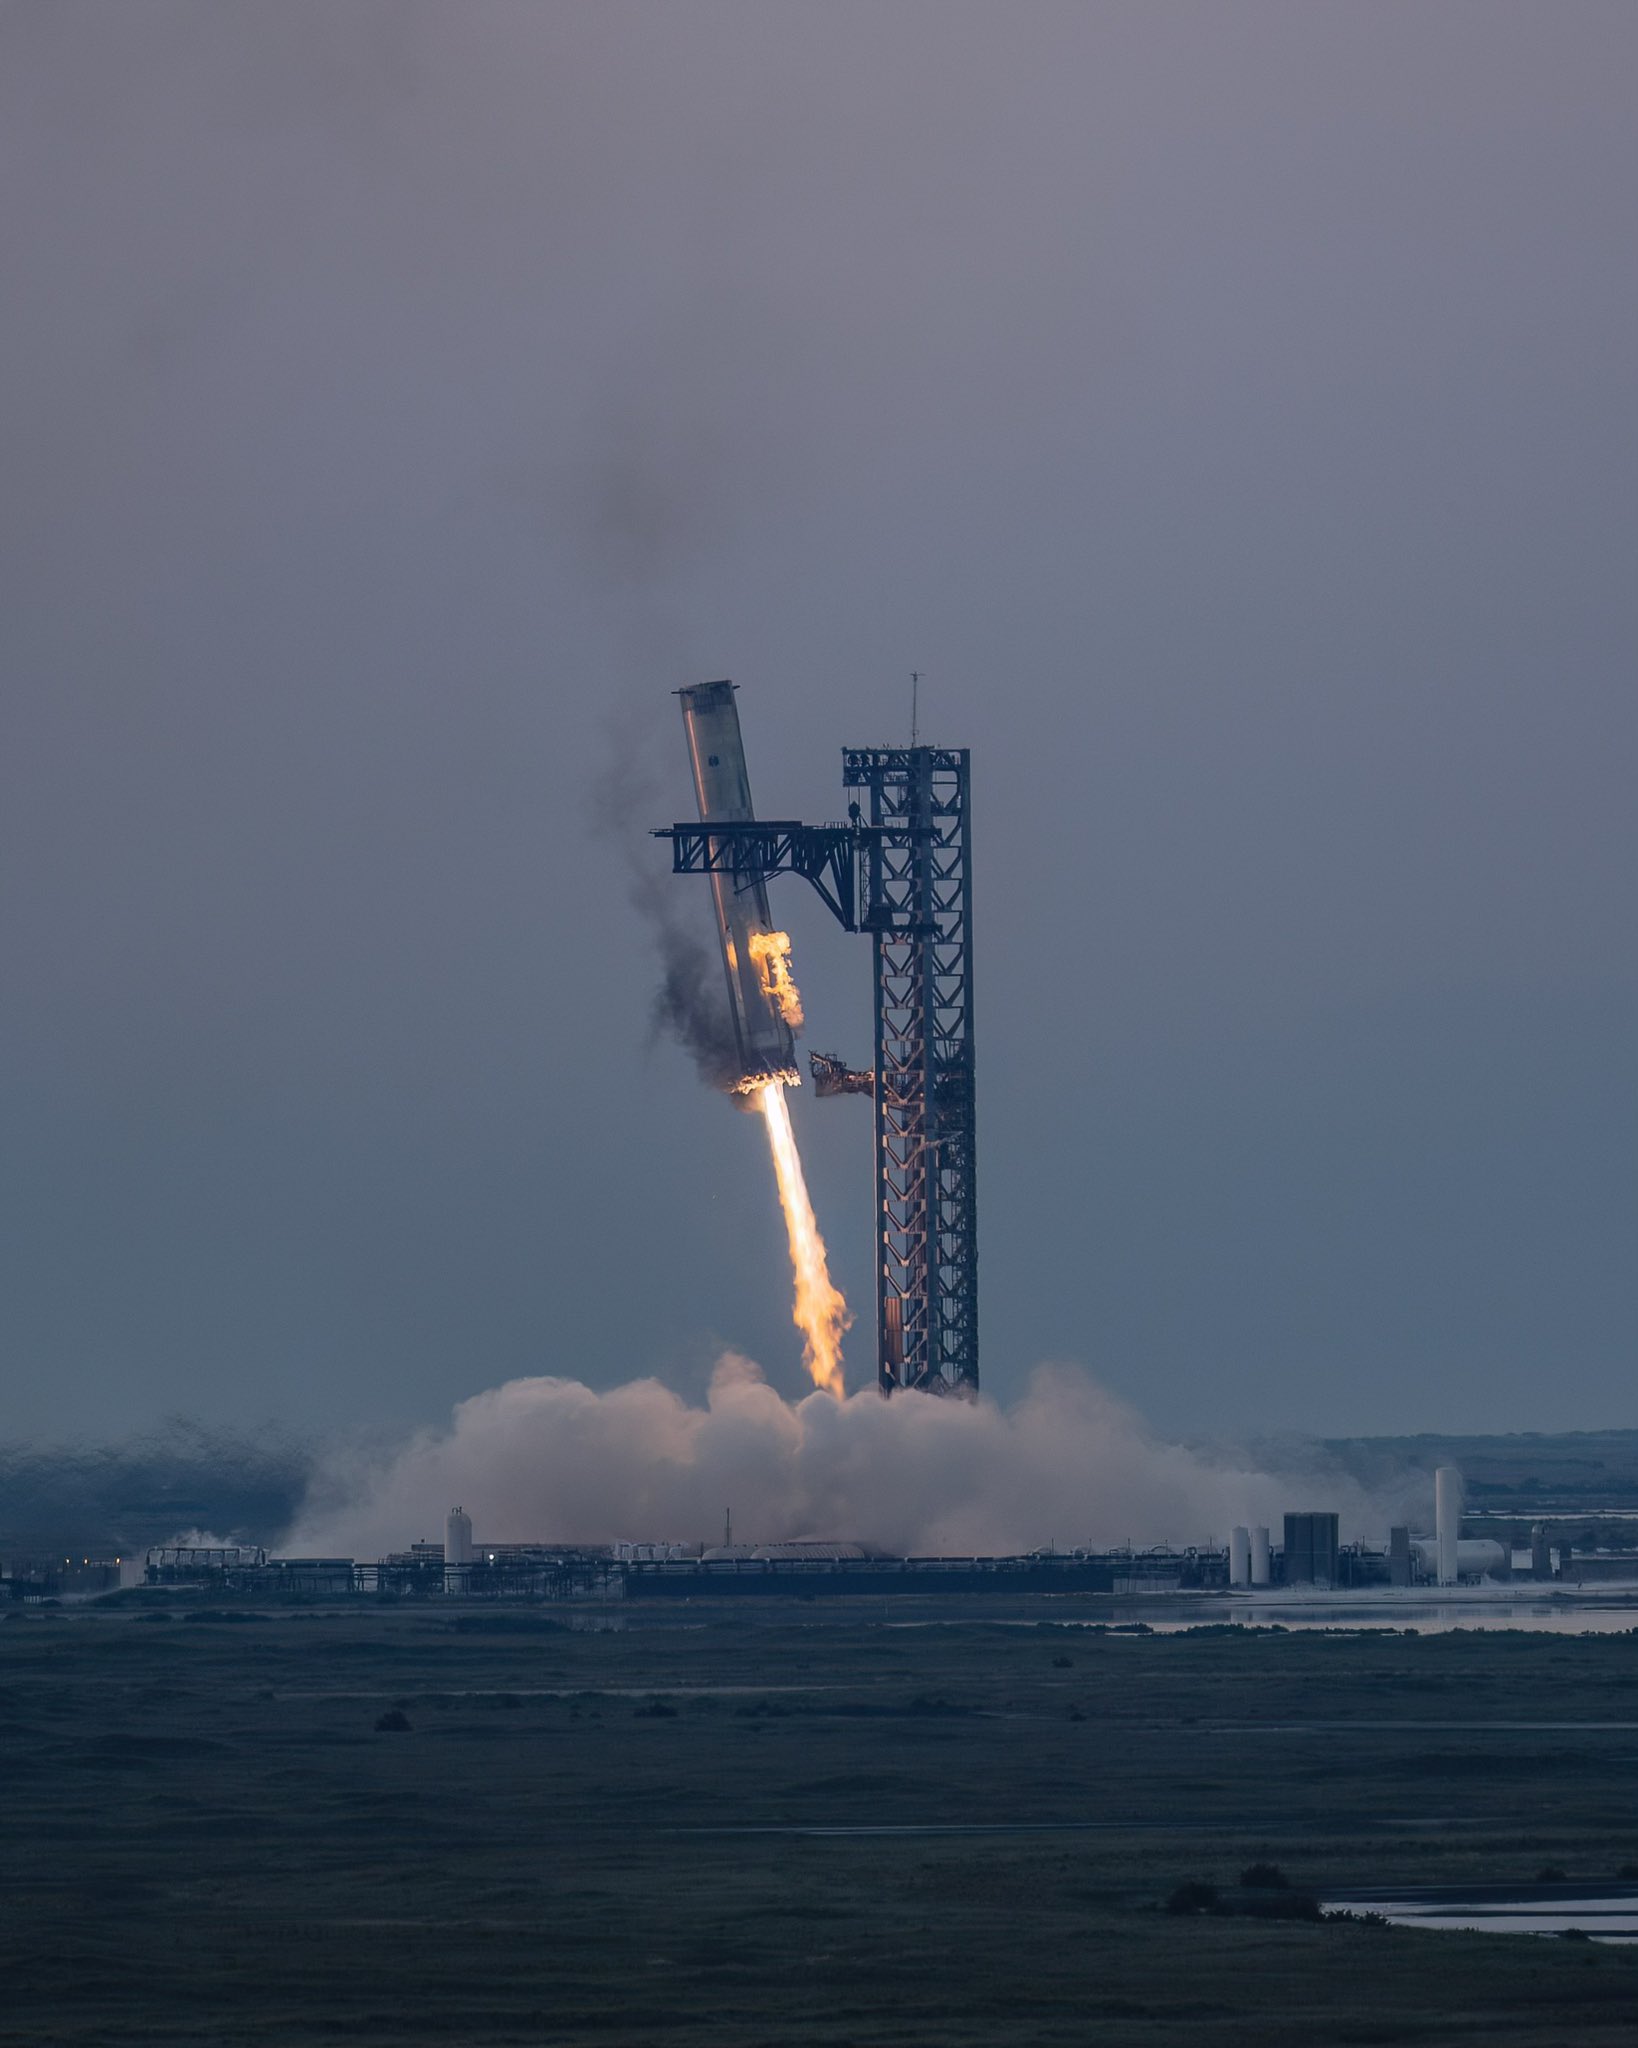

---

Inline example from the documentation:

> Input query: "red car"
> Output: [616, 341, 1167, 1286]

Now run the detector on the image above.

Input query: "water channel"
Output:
[1323, 1887, 1638, 1941]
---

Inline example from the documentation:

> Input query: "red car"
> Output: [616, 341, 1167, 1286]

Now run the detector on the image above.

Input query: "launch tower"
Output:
[659, 701, 977, 1396]
[843, 747, 975, 1395]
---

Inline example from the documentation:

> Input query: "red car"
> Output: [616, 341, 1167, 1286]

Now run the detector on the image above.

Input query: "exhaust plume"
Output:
[755, 1079, 849, 1393]
[285, 1358, 1389, 1561]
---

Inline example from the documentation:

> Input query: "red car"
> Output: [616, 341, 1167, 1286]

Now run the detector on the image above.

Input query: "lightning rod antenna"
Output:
[910, 671, 920, 747]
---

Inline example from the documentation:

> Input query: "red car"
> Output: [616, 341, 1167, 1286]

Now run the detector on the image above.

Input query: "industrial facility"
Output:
[105, 1464, 1627, 1606]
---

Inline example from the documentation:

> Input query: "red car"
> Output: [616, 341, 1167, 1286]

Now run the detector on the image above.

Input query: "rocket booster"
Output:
[677, 681, 799, 1089]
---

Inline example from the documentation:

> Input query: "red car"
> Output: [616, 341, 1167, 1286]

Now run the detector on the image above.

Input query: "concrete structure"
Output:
[1435, 1466, 1463, 1587]
[1229, 1526, 1251, 1587]
[1389, 1524, 1413, 1587]
[1250, 1525, 1271, 1585]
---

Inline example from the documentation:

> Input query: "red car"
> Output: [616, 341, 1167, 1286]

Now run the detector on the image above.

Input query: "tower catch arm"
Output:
[654, 820, 870, 931]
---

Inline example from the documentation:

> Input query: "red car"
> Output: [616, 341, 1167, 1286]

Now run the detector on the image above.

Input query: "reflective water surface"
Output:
[890, 1590, 1638, 1634]
[1325, 1890, 1638, 1942]
[1078, 1589, 1638, 1634]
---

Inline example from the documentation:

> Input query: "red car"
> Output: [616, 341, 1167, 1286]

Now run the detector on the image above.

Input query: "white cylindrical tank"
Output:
[1435, 1466, 1463, 1587]
[1250, 1526, 1271, 1585]
[1414, 1536, 1507, 1582]
[445, 1506, 474, 1595]
[1229, 1526, 1251, 1587]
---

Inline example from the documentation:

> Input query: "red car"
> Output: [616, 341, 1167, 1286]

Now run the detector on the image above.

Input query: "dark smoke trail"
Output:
[591, 710, 741, 1090]
[649, 919, 742, 1091]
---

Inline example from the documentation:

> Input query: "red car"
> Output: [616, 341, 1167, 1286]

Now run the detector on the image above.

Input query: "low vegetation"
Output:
[3, 1600, 1637, 2044]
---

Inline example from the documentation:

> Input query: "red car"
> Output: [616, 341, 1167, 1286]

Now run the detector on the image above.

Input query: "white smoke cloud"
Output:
[285, 1357, 1390, 1559]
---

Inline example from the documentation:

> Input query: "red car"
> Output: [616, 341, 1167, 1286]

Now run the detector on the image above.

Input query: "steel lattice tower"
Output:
[846, 748, 976, 1395]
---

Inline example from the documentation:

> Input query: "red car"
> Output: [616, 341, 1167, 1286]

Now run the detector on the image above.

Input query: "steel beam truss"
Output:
[654, 820, 863, 931]
[658, 746, 976, 1398]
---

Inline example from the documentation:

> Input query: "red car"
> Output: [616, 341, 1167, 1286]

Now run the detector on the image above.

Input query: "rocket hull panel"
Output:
[678, 682, 798, 1086]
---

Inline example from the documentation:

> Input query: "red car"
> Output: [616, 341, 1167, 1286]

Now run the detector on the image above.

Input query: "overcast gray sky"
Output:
[1, 1, 1632, 1443]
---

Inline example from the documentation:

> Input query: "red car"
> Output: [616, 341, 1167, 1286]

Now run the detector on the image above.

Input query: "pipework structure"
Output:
[657, 691, 977, 1397]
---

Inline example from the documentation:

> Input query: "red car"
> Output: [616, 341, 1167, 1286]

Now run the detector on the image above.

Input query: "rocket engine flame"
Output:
[754, 1079, 849, 1395]
[731, 1065, 801, 1096]
[748, 929, 805, 1032]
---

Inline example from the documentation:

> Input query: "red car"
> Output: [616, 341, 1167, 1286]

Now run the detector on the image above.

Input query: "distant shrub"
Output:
[1241, 1892, 1322, 1922]
[1618, 1864, 1638, 1881]
[1166, 1882, 1218, 1916]
[1558, 1926, 1591, 1942]
[374, 1710, 412, 1733]
[1537, 1865, 1568, 1884]
[1239, 1862, 1290, 1890]
[634, 1698, 678, 1719]
[1051, 1654, 1073, 1668]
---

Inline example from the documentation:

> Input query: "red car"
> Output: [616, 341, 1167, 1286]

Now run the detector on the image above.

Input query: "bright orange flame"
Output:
[755, 1079, 848, 1395]
[731, 1065, 800, 1096]
[748, 929, 805, 1032]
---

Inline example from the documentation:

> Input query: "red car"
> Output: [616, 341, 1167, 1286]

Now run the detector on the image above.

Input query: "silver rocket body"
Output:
[677, 680, 798, 1089]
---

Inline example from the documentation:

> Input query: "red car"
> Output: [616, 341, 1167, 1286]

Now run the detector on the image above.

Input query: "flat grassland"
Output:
[4, 1600, 1638, 2045]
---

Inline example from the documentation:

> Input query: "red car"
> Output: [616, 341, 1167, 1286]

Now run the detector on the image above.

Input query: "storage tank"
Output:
[1250, 1526, 1271, 1586]
[1283, 1511, 1340, 1588]
[1413, 1536, 1507, 1582]
[1229, 1526, 1251, 1588]
[445, 1506, 473, 1595]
